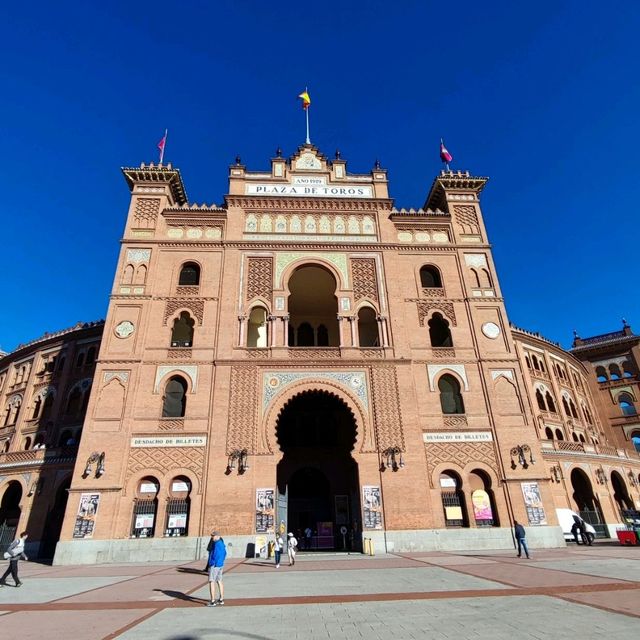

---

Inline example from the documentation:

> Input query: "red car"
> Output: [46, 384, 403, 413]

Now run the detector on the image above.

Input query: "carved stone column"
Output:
[267, 315, 277, 347]
[282, 315, 290, 347]
[337, 315, 345, 348]
[349, 315, 357, 347]
[377, 314, 389, 347]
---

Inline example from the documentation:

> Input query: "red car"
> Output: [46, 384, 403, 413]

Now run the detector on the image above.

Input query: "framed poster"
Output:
[255, 488, 275, 533]
[73, 493, 100, 539]
[362, 485, 383, 530]
[521, 482, 547, 525]
[471, 489, 494, 523]
[168, 513, 187, 529]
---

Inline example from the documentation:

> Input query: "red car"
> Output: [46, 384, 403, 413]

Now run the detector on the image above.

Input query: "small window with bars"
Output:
[131, 499, 157, 538]
[165, 498, 190, 537]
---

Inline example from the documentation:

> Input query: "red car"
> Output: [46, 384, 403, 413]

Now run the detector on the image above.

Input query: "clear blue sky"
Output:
[1, 1, 639, 352]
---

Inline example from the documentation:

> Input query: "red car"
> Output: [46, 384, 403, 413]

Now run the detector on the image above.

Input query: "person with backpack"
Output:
[206, 531, 227, 607]
[1, 531, 28, 587]
[287, 531, 298, 566]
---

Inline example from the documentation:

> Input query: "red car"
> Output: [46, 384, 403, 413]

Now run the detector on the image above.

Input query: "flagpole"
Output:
[305, 108, 310, 144]
[159, 129, 168, 164]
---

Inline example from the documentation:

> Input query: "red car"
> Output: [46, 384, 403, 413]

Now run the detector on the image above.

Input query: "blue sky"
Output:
[1, 1, 639, 352]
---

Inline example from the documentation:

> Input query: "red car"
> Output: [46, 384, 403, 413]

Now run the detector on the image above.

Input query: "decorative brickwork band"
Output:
[351, 258, 379, 304]
[126, 446, 205, 491]
[227, 366, 259, 455]
[246, 257, 273, 302]
[452, 204, 480, 235]
[370, 366, 405, 451]
[424, 441, 497, 488]
[416, 301, 457, 327]
[163, 298, 204, 325]
[133, 198, 161, 229]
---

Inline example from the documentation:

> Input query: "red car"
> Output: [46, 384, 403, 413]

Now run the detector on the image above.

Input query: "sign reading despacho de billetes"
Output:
[423, 432, 493, 443]
[245, 183, 373, 198]
[131, 436, 207, 448]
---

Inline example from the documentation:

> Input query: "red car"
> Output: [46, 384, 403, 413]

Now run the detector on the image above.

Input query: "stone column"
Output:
[283, 315, 290, 347]
[349, 316, 357, 347]
[377, 315, 389, 347]
[337, 315, 344, 348]
[268, 316, 277, 347]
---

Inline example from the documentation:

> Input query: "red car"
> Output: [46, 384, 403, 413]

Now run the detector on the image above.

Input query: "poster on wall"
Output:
[73, 493, 100, 539]
[362, 485, 383, 530]
[521, 482, 547, 525]
[255, 488, 275, 533]
[471, 489, 494, 524]
[167, 513, 187, 529]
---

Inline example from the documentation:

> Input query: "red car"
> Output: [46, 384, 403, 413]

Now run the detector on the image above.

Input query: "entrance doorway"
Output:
[570, 468, 607, 538]
[0, 482, 22, 553]
[40, 478, 71, 559]
[276, 390, 361, 551]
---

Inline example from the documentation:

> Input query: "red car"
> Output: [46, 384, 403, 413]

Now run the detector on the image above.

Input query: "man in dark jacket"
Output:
[1, 531, 28, 587]
[206, 532, 227, 607]
[513, 520, 530, 559]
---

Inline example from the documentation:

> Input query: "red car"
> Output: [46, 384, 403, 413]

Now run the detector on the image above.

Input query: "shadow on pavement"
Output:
[176, 567, 208, 575]
[154, 589, 207, 604]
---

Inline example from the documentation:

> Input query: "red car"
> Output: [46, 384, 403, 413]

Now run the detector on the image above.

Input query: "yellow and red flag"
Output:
[298, 90, 311, 110]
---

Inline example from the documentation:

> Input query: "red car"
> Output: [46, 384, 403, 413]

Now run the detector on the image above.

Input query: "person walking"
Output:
[203, 532, 215, 572]
[206, 531, 226, 607]
[274, 533, 284, 568]
[513, 520, 530, 559]
[1, 531, 28, 587]
[287, 532, 298, 566]
[304, 526, 312, 550]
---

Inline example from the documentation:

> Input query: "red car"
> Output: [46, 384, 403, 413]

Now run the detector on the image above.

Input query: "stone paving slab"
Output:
[0, 607, 153, 640]
[190, 566, 510, 601]
[559, 587, 640, 618]
[442, 560, 626, 588]
[0, 576, 134, 604]
[116, 595, 639, 640]
[534, 558, 640, 582]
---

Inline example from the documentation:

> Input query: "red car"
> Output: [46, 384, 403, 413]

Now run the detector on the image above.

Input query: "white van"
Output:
[556, 508, 596, 544]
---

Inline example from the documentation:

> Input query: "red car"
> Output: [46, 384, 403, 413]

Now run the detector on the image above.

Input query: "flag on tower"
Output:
[298, 90, 311, 110]
[157, 129, 168, 163]
[440, 139, 453, 164]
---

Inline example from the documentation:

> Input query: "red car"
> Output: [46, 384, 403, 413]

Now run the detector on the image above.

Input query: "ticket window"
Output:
[131, 477, 159, 538]
[165, 477, 191, 537]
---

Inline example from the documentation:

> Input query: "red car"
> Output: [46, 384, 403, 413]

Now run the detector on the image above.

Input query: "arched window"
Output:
[32, 396, 42, 419]
[297, 322, 314, 347]
[618, 393, 637, 416]
[247, 307, 268, 348]
[429, 313, 453, 348]
[631, 433, 640, 452]
[170, 311, 195, 348]
[439, 471, 468, 527]
[317, 324, 329, 346]
[41, 393, 54, 421]
[595, 366, 608, 383]
[59, 430, 73, 446]
[75, 352, 85, 368]
[178, 262, 200, 286]
[622, 361, 634, 378]
[122, 264, 134, 285]
[287, 324, 295, 347]
[479, 269, 493, 288]
[609, 364, 621, 380]
[562, 397, 571, 415]
[132, 477, 160, 538]
[470, 268, 481, 288]
[162, 376, 188, 418]
[532, 355, 540, 371]
[165, 476, 192, 537]
[555, 428, 564, 440]
[545, 392, 557, 413]
[86, 347, 96, 366]
[66, 387, 83, 416]
[438, 375, 465, 415]
[545, 427, 554, 439]
[419, 265, 442, 288]
[535, 389, 546, 411]
[23, 437, 31, 450]
[569, 399, 578, 419]
[572, 432, 579, 442]
[539, 359, 546, 373]
[357, 307, 379, 347]
[525, 356, 531, 369]
[469, 470, 498, 527]
[578, 434, 586, 443]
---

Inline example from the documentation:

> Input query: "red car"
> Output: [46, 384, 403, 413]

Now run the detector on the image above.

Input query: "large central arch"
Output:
[275, 390, 361, 551]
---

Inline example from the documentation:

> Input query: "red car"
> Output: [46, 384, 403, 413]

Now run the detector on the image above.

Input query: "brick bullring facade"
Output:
[2, 145, 638, 563]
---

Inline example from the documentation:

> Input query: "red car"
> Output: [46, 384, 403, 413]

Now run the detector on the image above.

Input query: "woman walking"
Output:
[1, 531, 28, 587]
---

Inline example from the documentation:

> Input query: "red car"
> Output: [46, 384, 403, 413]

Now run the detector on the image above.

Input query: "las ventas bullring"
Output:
[1, 142, 640, 565]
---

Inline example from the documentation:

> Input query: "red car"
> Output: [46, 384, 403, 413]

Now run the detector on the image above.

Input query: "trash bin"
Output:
[616, 529, 637, 545]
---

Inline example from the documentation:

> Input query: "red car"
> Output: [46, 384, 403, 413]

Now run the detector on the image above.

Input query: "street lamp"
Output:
[381, 447, 405, 472]
[510, 444, 535, 469]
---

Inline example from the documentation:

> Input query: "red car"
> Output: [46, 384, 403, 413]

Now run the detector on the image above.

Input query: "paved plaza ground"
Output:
[0, 542, 638, 639]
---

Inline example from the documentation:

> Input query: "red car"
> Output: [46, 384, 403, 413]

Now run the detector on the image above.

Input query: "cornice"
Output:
[122, 164, 188, 205]
[225, 196, 393, 212]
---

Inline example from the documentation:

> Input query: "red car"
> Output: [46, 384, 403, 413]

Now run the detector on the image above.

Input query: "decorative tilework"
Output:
[275, 252, 349, 287]
[262, 370, 367, 414]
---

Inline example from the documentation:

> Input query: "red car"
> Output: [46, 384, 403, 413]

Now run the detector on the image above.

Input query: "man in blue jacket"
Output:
[206, 531, 227, 607]
[514, 520, 531, 559]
